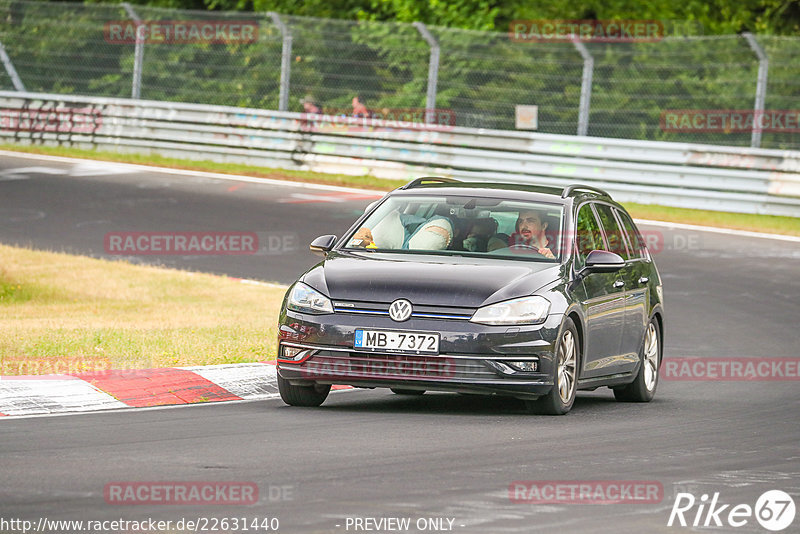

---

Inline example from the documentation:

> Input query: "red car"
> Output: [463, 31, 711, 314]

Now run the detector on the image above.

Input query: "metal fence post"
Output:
[122, 3, 143, 99]
[742, 32, 768, 149]
[413, 22, 439, 124]
[0, 40, 25, 92]
[571, 37, 593, 137]
[269, 12, 292, 112]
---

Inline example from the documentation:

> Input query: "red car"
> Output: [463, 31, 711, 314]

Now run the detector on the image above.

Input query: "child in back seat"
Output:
[462, 218, 499, 252]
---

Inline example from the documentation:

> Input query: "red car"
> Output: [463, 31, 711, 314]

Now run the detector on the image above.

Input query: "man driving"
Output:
[508, 209, 556, 259]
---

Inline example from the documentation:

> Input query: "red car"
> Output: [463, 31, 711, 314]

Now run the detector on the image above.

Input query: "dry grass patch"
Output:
[0, 244, 286, 373]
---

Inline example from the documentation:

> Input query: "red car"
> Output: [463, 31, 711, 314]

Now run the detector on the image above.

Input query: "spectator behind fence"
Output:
[300, 95, 320, 114]
[352, 96, 369, 118]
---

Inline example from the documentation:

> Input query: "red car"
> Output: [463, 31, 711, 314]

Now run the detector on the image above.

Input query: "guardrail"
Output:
[2, 90, 799, 217]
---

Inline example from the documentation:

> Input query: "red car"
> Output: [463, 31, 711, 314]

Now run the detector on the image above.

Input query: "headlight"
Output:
[287, 282, 333, 314]
[470, 296, 551, 325]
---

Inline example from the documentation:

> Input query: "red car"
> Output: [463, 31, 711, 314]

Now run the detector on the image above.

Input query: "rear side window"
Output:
[615, 208, 645, 259]
[594, 204, 629, 260]
[575, 203, 604, 268]
[593, 203, 629, 260]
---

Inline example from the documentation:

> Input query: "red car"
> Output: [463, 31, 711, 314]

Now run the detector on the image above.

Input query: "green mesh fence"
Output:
[1, 0, 798, 149]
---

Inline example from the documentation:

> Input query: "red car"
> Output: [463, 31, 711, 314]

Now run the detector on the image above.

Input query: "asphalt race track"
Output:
[1, 152, 799, 533]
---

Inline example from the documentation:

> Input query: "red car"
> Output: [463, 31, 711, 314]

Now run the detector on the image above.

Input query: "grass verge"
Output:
[2, 143, 798, 236]
[0, 244, 285, 374]
[624, 203, 800, 236]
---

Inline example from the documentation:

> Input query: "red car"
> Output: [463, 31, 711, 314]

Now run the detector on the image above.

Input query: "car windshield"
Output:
[343, 194, 564, 261]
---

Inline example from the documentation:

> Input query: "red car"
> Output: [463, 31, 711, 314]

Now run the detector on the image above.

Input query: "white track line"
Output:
[635, 218, 800, 243]
[1, 149, 796, 241]
[0, 386, 357, 420]
[0, 149, 383, 195]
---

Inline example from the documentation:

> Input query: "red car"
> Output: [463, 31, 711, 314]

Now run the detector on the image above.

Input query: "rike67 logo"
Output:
[668, 490, 796, 531]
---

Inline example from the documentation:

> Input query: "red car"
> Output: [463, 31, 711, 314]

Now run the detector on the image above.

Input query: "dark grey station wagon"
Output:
[276, 178, 664, 415]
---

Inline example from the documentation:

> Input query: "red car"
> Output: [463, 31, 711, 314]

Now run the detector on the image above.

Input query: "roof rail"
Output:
[561, 184, 610, 198]
[400, 176, 461, 190]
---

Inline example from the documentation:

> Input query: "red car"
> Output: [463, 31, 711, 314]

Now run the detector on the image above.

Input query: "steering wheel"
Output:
[507, 244, 546, 257]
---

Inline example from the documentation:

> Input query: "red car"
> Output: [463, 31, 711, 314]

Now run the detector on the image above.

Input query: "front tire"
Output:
[525, 317, 579, 415]
[277, 374, 331, 407]
[614, 318, 660, 402]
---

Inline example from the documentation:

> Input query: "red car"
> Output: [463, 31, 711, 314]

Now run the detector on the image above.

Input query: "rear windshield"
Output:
[342, 195, 564, 261]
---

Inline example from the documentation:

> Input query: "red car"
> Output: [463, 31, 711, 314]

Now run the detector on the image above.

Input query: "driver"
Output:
[508, 209, 555, 259]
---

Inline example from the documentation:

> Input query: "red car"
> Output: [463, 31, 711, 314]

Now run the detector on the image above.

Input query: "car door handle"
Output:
[613, 280, 625, 288]
[638, 276, 649, 284]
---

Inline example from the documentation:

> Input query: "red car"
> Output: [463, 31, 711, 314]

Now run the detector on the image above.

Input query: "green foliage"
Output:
[92, 0, 800, 35]
[2, 1, 798, 148]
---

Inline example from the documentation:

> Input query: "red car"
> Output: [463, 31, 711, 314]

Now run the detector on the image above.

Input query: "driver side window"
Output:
[575, 204, 605, 269]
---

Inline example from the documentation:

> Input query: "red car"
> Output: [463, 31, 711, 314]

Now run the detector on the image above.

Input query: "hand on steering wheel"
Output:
[508, 243, 545, 256]
[508, 244, 554, 258]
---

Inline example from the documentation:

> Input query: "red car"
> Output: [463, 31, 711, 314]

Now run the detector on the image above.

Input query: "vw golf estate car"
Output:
[276, 178, 664, 414]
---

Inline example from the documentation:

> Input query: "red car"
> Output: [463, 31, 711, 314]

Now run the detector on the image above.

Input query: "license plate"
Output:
[354, 329, 440, 354]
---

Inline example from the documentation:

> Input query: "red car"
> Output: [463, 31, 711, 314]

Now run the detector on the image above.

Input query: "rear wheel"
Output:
[391, 388, 425, 395]
[277, 374, 330, 407]
[525, 317, 579, 415]
[614, 319, 660, 402]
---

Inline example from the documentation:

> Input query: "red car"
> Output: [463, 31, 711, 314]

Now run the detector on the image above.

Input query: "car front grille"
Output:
[300, 351, 498, 381]
[332, 300, 475, 321]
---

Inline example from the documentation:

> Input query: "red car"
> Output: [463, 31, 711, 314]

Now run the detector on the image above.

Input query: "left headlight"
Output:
[470, 296, 551, 325]
[287, 282, 333, 314]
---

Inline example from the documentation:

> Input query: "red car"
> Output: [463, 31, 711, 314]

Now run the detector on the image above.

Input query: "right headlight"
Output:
[287, 282, 333, 314]
[470, 296, 551, 325]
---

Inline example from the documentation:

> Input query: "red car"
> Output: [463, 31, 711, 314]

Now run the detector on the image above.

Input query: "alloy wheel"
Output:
[643, 323, 659, 391]
[558, 330, 577, 403]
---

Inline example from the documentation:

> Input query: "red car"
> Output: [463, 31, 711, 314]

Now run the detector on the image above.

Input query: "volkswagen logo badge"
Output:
[388, 299, 413, 322]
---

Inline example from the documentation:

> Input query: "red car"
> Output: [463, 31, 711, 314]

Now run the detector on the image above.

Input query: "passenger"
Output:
[407, 217, 452, 250]
[349, 211, 452, 251]
[462, 219, 497, 252]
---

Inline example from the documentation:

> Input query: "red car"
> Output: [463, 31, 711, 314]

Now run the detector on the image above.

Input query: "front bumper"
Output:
[276, 310, 563, 399]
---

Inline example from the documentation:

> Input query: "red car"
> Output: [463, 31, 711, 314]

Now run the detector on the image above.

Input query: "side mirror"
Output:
[583, 250, 625, 273]
[309, 234, 337, 256]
